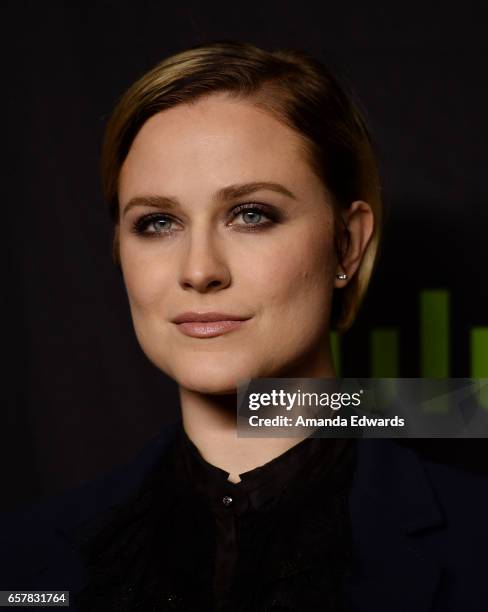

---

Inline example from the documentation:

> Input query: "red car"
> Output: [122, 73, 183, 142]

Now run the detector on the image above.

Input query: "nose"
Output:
[178, 229, 231, 293]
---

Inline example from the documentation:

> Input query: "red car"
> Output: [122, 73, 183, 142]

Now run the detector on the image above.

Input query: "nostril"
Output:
[208, 279, 222, 288]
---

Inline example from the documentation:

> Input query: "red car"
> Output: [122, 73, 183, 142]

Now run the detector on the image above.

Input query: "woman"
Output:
[2, 40, 487, 612]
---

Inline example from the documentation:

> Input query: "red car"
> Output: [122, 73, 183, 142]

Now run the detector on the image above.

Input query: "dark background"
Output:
[3, 0, 486, 511]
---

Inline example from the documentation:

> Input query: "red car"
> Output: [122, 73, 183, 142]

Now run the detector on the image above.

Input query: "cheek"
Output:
[249, 227, 336, 318]
[119, 245, 171, 311]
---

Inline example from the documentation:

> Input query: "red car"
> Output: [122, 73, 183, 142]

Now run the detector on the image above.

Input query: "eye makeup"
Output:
[129, 201, 284, 238]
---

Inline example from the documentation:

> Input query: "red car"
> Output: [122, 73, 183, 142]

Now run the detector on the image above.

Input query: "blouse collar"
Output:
[174, 426, 350, 517]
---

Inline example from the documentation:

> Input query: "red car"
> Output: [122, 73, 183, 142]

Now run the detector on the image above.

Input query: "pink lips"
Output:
[172, 312, 251, 338]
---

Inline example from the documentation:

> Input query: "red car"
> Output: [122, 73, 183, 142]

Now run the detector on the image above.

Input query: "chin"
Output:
[169, 353, 259, 395]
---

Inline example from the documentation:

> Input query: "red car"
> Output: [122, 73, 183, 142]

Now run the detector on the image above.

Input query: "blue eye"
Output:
[150, 217, 172, 231]
[132, 213, 175, 236]
[230, 203, 276, 228]
[235, 209, 265, 224]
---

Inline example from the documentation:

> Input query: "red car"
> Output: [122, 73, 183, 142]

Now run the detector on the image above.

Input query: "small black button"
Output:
[166, 593, 183, 609]
[222, 495, 233, 506]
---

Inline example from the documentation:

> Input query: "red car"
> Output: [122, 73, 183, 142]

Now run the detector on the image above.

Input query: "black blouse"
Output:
[74, 425, 357, 611]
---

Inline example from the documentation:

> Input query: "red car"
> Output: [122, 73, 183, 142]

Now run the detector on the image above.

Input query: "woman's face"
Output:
[118, 93, 341, 394]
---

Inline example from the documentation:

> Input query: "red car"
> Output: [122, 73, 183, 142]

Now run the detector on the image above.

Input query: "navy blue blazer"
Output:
[1, 424, 488, 611]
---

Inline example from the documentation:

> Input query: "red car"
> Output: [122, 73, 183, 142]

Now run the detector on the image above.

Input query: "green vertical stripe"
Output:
[330, 331, 340, 376]
[471, 328, 488, 377]
[420, 290, 449, 377]
[471, 328, 488, 410]
[371, 328, 399, 377]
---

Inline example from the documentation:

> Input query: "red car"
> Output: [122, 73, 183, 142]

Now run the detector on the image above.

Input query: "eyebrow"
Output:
[121, 181, 297, 217]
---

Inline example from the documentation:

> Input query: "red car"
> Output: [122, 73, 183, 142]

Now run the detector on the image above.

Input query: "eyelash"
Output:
[130, 203, 279, 238]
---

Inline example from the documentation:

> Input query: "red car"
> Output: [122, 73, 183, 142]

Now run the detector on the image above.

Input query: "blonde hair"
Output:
[100, 40, 383, 333]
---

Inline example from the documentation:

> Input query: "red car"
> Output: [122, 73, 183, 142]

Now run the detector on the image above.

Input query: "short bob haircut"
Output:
[100, 40, 383, 333]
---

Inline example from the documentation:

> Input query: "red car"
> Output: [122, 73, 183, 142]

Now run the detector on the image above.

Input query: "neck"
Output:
[179, 344, 336, 483]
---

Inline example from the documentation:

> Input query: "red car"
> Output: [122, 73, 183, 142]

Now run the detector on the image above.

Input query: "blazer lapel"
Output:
[7, 424, 181, 591]
[5, 425, 446, 611]
[345, 438, 445, 612]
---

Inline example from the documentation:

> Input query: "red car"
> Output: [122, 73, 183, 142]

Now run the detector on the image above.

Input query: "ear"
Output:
[334, 200, 375, 288]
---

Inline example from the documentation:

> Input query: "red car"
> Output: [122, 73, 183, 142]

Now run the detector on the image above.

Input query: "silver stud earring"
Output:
[336, 273, 348, 280]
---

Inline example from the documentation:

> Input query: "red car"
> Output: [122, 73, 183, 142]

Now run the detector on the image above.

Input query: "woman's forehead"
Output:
[119, 95, 318, 202]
